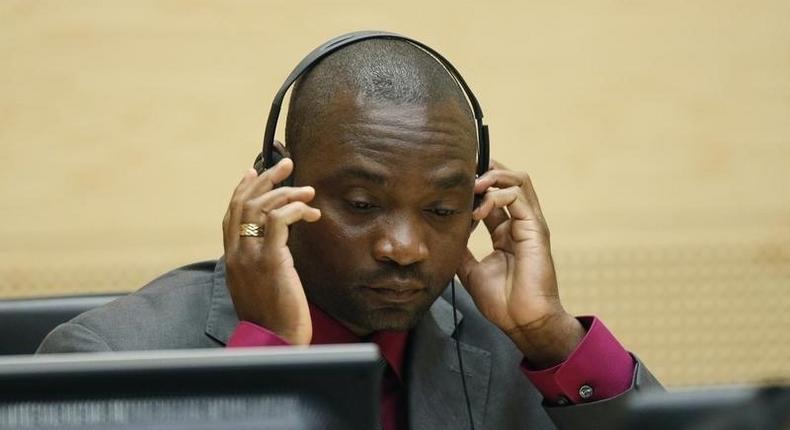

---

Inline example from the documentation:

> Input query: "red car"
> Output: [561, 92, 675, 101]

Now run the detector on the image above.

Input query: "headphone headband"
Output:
[260, 30, 489, 179]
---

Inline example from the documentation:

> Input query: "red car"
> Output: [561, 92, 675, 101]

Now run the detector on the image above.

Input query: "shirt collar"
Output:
[308, 303, 409, 381]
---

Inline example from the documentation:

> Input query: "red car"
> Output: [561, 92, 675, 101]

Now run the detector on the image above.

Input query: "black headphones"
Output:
[255, 30, 490, 203]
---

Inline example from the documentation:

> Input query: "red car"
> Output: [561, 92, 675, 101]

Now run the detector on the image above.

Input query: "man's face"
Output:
[287, 93, 478, 335]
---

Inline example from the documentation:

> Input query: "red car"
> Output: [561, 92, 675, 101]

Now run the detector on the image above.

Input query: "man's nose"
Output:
[372, 215, 429, 266]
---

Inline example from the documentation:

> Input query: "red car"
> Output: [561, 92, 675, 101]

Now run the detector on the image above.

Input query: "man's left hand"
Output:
[456, 160, 585, 369]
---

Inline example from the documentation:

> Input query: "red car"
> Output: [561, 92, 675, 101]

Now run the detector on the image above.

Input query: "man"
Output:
[39, 37, 660, 429]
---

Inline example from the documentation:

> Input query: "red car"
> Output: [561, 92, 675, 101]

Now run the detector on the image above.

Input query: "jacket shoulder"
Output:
[38, 260, 222, 353]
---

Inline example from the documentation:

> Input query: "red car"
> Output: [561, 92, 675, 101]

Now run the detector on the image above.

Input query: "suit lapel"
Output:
[407, 295, 492, 430]
[204, 258, 239, 345]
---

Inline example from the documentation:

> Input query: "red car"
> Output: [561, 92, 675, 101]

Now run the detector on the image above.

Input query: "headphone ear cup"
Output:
[253, 152, 265, 174]
[269, 151, 284, 166]
[264, 151, 295, 187]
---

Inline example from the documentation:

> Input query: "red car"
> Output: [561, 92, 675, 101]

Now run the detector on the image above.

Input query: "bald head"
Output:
[283, 38, 475, 160]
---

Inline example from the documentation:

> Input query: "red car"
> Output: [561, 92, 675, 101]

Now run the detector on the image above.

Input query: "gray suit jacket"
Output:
[38, 259, 661, 429]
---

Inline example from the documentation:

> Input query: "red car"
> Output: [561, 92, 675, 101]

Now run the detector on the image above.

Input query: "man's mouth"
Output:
[363, 283, 425, 304]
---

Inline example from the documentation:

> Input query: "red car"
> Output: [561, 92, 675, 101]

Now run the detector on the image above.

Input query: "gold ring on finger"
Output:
[239, 223, 264, 237]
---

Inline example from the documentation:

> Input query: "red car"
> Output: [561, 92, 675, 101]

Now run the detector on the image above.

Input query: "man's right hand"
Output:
[222, 158, 321, 345]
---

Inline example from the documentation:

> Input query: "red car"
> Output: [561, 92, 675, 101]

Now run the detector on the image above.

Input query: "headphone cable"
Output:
[451, 278, 476, 430]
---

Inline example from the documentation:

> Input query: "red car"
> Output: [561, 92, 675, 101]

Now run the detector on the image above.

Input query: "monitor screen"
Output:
[0, 345, 382, 430]
[622, 385, 790, 430]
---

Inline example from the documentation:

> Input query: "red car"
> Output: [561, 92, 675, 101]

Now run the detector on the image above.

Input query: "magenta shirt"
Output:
[227, 306, 634, 429]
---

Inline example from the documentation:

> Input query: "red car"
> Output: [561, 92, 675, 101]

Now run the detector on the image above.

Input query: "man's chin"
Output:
[357, 307, 427, 332]
[314, 292, 438, 335]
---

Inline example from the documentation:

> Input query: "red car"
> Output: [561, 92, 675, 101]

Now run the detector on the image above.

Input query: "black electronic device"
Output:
[621, 385, 790, 430]
[0, 345, 382, 430]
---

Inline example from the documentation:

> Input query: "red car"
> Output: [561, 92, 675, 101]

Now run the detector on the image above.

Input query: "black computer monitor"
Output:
[0, 345, 383, 430]
[622, 385, 790, 430]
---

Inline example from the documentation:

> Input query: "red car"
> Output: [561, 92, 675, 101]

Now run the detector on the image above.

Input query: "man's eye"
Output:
[428, 208, 459, 217]
[349, 200, 376, 211]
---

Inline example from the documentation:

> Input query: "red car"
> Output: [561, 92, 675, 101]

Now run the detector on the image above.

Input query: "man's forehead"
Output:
[354, 95, 474, 128]
[324, 155, 475, 190]
[337, 97, 475, 150]
[290, 92, 478, 175]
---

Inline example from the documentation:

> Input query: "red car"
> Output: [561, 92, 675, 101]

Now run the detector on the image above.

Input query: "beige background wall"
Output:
[1, 1, 788, 387]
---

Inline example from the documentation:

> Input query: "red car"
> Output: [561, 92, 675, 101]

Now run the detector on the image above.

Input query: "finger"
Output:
[246, 157, 294, 199]
[224, 168, 260, 251]
[474, 169, 526, 194]
[473, 186, 519, 229]
[483, 208, 510, 234]
[472, 187, 509, 230]
[475, 170, 546, 221]
[260, 201, 322, 249]
[240, 186, 315, 223]
[225, 159, 294, 249]
[474, 185, 542, 224]
[519, 174, 546, 220]
[455, 247, 479, 286]
[229, 168, 260, 206]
